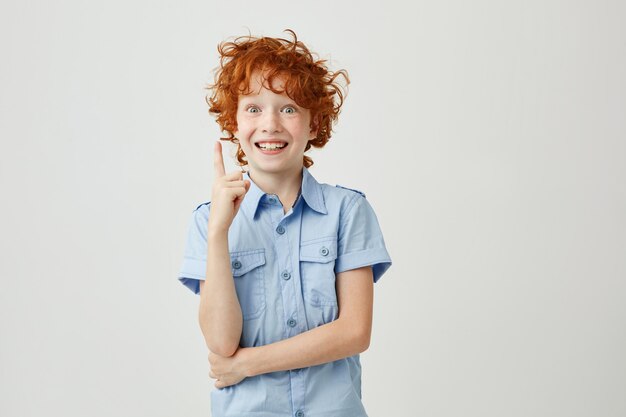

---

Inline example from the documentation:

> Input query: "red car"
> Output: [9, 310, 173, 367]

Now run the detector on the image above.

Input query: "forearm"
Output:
[199, 228, 243, 357]
[245, 318, 367, 377]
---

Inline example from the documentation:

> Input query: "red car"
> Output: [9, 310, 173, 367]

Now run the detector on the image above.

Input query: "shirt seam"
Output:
[344, 193, 364, 219]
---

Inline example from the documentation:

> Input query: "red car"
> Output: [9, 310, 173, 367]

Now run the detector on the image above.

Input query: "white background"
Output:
[1, 1, 625, 416]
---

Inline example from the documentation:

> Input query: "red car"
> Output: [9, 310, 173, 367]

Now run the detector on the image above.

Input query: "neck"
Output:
[248, 166, 304, 208]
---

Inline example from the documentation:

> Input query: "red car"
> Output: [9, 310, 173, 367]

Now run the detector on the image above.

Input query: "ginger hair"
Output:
[204, 29, 350, 168]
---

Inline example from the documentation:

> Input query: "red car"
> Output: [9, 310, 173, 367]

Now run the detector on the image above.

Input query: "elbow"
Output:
[357, 332, 371, 353]
[352, 326, 371, 353]
[340, 318, 371, 353]
[198, 314, 241, 357]
[201, 324, 240, 357]
[209, 342, 239, 358]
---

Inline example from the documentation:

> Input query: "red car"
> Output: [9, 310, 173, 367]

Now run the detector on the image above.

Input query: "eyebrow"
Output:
[239, 98, 300, 107]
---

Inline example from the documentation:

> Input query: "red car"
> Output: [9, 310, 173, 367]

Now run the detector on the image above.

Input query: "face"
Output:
[233, 71, 317, 176]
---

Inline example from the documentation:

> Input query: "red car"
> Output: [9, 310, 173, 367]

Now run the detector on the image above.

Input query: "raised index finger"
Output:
[213, 141, 226, 177]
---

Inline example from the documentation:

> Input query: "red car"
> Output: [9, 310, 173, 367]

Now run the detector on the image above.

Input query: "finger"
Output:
[213, 141, 226, 178]
[235, 180, 250, 209]
[222, 187, 248, 199]
[221, 170, 244, 181]
[227, 187, 248, 199]
[233, 192, 245, 212]
[222, 180, 246, 188]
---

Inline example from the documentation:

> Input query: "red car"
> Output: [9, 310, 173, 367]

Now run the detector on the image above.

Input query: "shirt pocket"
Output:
[299, 237, 338, 307]
[230, 249, 266, 320]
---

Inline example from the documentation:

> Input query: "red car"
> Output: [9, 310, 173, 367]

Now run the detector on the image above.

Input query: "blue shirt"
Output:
[178, 166, 392, 417]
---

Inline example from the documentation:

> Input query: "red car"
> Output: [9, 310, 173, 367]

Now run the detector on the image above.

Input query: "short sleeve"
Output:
[177, 203, 210, 294]
[334, 195, 392, 283]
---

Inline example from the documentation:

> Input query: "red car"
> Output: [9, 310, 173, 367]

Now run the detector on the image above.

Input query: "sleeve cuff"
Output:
[334, 247, 392, 283]
[178, 257, 206, 294]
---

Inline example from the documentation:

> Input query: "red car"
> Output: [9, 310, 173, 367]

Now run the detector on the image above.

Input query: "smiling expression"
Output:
[233, 71, 317, 175]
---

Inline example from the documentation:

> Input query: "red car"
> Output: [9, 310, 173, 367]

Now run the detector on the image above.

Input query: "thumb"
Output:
[233, 186, 248, 212]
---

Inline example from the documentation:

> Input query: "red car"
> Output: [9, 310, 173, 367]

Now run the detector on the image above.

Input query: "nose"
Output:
[262, 111, 282, 133]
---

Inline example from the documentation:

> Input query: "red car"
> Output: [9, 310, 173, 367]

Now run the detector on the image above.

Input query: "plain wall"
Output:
[1, 0, 624, 416]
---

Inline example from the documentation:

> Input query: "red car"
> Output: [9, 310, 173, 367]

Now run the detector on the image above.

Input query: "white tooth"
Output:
[259, 142, 285, 150]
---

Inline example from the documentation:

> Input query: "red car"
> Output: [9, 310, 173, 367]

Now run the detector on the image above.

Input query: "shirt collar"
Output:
[300, 167, 328, 214]
[241, 166, 327, 220]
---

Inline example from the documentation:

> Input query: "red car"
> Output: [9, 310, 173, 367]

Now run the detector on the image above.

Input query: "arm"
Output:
[234, 265, 373, 378]
[198, 228, 243, 357]
[198, 141, 251, 358]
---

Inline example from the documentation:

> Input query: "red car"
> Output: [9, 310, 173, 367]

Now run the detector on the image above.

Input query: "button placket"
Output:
[269, 202, 306, 417]
[271, 210, 301, 335]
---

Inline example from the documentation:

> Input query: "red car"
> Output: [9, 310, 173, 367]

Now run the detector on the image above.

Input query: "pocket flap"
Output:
[230, 249, 266, 277]
[299, 238, 338, 263]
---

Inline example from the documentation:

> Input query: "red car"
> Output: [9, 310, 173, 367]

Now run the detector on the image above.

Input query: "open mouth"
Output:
[255, 142, 288, 151]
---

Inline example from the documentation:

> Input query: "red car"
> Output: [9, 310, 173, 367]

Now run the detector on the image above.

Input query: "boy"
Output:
[178, 29, 392, 417]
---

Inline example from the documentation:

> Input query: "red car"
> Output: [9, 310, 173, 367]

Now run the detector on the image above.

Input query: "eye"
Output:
[282, 106, 297, 114]
[245, 105, 260, 113]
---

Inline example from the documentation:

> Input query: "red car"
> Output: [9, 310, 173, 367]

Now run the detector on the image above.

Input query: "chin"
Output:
[250, 163, 297, 175]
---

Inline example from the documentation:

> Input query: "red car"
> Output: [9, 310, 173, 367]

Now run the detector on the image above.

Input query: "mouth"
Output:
[255, 141, 288, 152]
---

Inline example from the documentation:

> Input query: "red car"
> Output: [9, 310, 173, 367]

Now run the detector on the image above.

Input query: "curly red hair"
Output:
[204, 29, 350, 168]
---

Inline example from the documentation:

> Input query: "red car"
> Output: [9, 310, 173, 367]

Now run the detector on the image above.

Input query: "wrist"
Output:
[240, 347, 259, 377]
[208, 225, 229, 240]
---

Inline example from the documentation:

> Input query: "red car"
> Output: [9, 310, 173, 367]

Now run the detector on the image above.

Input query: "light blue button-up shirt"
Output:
[178, 166, 392, 417]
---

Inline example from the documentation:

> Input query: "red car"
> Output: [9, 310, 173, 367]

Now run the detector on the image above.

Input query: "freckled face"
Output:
[233, 71, 317, 175]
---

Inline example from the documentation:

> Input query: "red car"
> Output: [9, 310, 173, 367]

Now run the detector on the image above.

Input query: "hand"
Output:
[208, 347, 254, 389]
[208, 141, 251, 233]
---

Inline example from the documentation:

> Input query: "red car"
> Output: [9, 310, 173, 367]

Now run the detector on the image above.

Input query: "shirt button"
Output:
[276, 225, 285, 234]
[319, 246, 329, 256]
[287, 318, 297, 327]
[295, 410, 304, 417]
[281, 271, 291, 280]
[268, 196, 276, 204]
[232, 260, 242, 269]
